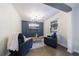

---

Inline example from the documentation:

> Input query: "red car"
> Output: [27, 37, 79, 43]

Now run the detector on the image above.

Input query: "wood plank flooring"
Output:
[27, 45, 79, 56]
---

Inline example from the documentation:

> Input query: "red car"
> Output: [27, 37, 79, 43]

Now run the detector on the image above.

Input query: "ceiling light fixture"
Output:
[28, 11, 44, 21]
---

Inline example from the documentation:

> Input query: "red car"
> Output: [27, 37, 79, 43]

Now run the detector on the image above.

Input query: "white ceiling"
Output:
[13, 3, 60, 22]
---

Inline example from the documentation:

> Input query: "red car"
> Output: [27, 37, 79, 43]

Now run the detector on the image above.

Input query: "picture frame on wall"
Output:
[29, 23, 40, 29]
[50, 18, 58, 32]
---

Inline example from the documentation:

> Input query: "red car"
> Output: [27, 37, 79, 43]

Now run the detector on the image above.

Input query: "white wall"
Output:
[72, 6, 79, 53]
[0, 3, 21, 55]
[44, 11, 72, 48]
[66, 12, 73, 53]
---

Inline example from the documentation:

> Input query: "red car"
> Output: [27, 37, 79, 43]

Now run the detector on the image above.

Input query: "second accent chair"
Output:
[44, 32, 57, 48]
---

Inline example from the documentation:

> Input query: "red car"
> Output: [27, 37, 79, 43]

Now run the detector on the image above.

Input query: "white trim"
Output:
[67, 49, 74, 53]
[58, 42, 67, 48]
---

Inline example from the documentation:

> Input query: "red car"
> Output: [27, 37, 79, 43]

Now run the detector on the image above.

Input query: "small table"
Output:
[32, 36, 44, 42]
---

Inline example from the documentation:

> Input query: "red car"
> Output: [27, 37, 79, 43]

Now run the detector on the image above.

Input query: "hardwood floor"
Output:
[27, 45, 79, 56]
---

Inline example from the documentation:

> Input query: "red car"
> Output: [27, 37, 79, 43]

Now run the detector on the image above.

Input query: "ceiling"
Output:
[13, 3, 60, 22]
[44, 3, 72, 12]
[66, 3, 79, 8]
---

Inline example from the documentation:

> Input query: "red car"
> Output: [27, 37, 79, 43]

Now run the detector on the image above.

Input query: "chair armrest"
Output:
[19, 39, 32, 47]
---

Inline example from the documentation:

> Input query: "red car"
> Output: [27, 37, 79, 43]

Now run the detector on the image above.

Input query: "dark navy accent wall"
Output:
[22, 21, 43, 37]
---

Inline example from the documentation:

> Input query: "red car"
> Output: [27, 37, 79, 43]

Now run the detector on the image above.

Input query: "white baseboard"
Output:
[67, 49, 79, 54]
[58, 42, 67, 48]
[67, 49, 74, 53]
